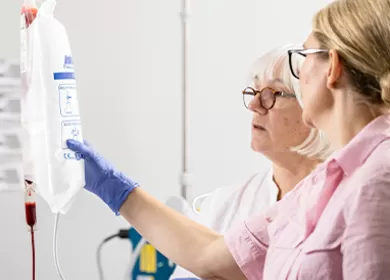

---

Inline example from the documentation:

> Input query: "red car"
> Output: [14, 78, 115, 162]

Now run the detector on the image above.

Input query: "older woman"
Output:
[170, 44, 329, 279]
[67, 0, 390, 278]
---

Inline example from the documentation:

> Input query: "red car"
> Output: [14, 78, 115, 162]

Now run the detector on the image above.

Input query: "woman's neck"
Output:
[319, 90, 384, 151]
[271, 152, 320, 200]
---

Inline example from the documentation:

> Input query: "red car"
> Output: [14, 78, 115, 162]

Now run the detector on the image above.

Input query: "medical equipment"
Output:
[20, 0, 85, 214]
[96, 227, 176, 280]
[127, 196, 190, 280]
[96, 197, 190, 280]
[191, 192, 211, 214]
[24, 180, 37, 280]
[20, 0, 85, 279]
[128, 228, 176, 280]
[96, 229, 130, 280]
[180, 0, 192, 201]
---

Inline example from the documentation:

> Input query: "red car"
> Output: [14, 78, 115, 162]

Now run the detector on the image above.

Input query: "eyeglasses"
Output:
[288, 49, 328, 79]
[242, 87, 296, 110]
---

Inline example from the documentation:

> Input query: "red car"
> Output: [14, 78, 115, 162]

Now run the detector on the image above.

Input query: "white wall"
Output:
[0, 0, 331, 279]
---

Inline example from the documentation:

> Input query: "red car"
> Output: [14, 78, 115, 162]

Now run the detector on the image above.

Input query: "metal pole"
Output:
[180, 0, 191, 201]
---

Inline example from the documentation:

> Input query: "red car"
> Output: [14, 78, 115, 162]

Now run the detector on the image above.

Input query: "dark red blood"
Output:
[25, 202, 37, 227]
[21, 6, 38, 28]
[31, 230, 35, 280]
[25, 202, 36, 280]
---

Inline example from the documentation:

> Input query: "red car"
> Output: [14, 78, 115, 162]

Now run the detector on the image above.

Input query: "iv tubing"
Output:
[31, 229, 36, 280]
[24, 181, 37, 280]
[53, 213, 66, 280]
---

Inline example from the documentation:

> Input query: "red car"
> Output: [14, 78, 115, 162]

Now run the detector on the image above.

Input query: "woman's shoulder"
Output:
[207, 167, 274, 202]
[347, 138, 390, 185]
[197, 166, 275, 215]
[195, 166, 275, 232]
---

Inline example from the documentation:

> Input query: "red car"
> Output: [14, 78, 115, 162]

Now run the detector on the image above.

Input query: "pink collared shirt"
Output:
[225, 114, 390, 280]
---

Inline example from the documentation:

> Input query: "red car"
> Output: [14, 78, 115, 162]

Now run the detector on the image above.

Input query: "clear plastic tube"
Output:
[24, 180, 36, 280]
[53, 213, 66, 280]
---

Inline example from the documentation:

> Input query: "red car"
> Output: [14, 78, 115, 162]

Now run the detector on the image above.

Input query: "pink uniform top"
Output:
[225, 114, 390, 280]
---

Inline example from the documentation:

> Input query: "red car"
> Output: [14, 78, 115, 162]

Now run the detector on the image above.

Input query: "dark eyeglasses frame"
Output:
[242, 86, 296, 110]
[288, 48, 328, 79]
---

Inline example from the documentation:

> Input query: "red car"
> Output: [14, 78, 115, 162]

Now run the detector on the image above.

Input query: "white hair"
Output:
[249, 44, 332, 160]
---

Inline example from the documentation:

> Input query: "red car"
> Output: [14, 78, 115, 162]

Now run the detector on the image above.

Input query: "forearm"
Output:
[120, 188, 222, 278]
[66, 140, 244, 279]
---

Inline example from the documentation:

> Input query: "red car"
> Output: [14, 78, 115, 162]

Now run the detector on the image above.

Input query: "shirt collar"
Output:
[266, 166, 279, 197]
[331, 114, 390, 176]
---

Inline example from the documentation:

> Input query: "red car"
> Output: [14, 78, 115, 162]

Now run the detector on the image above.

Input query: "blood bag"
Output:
[20, 0, 85, 213]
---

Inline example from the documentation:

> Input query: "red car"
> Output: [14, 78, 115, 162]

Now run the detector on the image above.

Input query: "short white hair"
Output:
[249, 44, 332, 160]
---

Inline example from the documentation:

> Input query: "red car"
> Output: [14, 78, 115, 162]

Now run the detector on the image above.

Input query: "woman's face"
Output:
[298, 33, 333, 129]
[249, 78, 311, 156]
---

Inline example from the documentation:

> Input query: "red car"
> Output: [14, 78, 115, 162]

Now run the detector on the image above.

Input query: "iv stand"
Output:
[180, 0, 191, 201]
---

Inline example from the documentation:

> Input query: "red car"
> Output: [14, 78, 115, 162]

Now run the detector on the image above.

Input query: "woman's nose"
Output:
[248, 96, 267, 115]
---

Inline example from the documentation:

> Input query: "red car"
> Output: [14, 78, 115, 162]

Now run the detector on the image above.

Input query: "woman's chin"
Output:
[250, 141, 270, 154]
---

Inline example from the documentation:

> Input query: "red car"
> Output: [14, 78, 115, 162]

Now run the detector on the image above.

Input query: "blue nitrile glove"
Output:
[66, 139, 139, 215]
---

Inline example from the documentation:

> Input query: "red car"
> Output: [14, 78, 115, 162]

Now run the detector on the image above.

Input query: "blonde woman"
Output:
[170, 45, 329, 279]
[67, 0, 390, 278]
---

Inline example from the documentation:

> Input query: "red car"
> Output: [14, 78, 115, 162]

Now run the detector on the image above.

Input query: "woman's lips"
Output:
[252, 124, 266, 131]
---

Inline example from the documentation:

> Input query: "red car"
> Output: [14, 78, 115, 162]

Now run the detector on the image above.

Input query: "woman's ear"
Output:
[327, 49, 343, 89]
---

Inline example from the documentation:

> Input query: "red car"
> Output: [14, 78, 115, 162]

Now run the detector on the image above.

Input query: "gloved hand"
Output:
[66, 139, 139, 215]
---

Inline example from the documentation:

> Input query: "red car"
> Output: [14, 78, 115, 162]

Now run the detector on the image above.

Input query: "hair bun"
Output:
[380, 71, 390, 106]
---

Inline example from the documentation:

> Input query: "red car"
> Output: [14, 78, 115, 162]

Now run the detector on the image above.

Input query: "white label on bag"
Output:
[61, 119, 82, 149]
[59, 84, 80, 117]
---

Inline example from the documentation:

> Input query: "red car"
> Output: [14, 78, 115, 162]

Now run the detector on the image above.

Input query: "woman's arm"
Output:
[66, 139, 248, 279]
[120, 188, 246, 280]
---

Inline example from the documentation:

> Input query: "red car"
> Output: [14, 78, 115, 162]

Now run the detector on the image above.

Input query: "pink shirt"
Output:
[225, 114, 390, 280]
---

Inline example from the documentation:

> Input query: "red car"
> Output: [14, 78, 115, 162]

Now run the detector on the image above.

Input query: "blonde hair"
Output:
[250, 45, 332, 160]
[313, 0, 390, 107]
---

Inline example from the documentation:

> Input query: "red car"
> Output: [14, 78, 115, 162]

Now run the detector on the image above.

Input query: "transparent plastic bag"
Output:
[20, 0, 85, 214]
